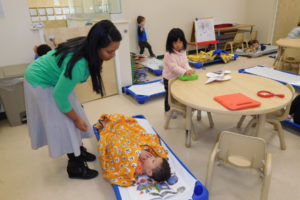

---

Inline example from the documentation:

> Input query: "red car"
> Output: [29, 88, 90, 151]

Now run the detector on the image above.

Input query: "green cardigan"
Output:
[25, 49, 90, 113]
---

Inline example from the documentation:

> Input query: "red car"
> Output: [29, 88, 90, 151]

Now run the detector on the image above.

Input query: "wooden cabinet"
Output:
[44, 26, 118, 103]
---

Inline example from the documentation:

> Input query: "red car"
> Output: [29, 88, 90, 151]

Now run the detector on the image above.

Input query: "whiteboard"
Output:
[195, 18, 215, 43]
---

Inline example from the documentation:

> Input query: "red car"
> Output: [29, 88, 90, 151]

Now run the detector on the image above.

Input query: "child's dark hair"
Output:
[297, 22, 300, 27]
[137, 16, 145, 24]
[150, 158, 171, 182]
[54, 20, 122, 96]
[37, 44, 52, 56]
[166, 28, 187, 53]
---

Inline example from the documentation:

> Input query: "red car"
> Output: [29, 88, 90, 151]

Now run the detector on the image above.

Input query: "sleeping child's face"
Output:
[173, 39, 183, 52]
[252, 42, 259, 50]
[140, 150, 163, 177]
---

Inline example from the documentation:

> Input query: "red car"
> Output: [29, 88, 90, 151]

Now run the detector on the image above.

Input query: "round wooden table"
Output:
[171, 72, 293, 147]
[274, 38, 300, 69]
[276, 38, 300, 48]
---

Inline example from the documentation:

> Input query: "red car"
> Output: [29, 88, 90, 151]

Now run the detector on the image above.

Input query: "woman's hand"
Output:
[185, 69, 195, 76]
[74, 117, 89, 131]
[65, 109, 89, 131]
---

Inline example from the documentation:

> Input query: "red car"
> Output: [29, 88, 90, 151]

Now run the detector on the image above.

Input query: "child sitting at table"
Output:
[287, 22, 300, 39]
[289, 95, 300, 124]
[96, 114, 171, 186]
[162, 28, 195, 117]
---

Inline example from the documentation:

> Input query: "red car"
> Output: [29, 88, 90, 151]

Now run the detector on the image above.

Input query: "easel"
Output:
[188, 17, 219, 55]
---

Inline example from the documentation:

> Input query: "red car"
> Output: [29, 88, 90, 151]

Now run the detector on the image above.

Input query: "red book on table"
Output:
[214, 93, 261, 110]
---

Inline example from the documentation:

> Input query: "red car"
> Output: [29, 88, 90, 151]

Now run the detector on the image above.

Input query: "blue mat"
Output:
[123, 79, 165, 104]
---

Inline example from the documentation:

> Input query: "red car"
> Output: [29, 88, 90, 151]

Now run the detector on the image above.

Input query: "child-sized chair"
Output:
[205, 131, 272, 200]
[224, 32, 245, 53]
[281, 47, 300, 74]
[244, 30, 258, 48]
[164, 77, 214, 136]
[237, 84, 295, 150]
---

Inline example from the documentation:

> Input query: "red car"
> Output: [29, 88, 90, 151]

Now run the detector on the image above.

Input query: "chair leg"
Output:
[237, 115, 246, 128]
[197, 110, 202, 121]
[260, 153, 272, 200]
[273, 120, 286, 150]
[207, 112, 214, 128]
[164, 109, 174, 129]
[243, 117, 256, 135]
[205, 142, 219, 193]
[224, 43, 228, 51]
[230, 43, 233, 54]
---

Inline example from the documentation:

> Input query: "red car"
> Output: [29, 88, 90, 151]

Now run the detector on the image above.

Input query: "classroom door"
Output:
[273, 0, 300, 42]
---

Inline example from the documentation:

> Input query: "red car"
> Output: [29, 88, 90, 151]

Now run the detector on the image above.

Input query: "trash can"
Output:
[0, 76, 26, 126]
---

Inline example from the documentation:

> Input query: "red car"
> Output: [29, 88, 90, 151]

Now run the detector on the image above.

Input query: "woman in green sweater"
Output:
[24, 20, 122, 179]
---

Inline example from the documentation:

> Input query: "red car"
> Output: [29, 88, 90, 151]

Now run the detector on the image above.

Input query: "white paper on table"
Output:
[128, 81, 165, 96]
[205, 72, 231, 84]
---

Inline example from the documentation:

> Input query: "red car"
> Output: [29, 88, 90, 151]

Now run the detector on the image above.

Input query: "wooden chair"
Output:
[281, 47, 300, 74]
[224, 32, 245, 53]
[244, 30, 258, 48]
[237, 84, 295, 150]
[205, 131, 272, 200]
[164, 77, 214, 129]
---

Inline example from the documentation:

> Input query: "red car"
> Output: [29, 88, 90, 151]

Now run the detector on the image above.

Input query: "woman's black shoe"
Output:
[67, 160, 98, 180]
[80, 146, 96, 162]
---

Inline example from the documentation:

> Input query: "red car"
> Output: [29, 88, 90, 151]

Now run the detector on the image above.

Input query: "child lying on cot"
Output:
[95, 114, 171, 186]
[244, 40, 260, 53]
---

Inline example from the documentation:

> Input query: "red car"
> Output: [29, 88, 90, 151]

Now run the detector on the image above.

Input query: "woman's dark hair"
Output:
[297, 22, 300, 27]
[37, 44, 52, 56]
[137, 16, 145, 24]
[54, 20, 122, 96]
[166, 28, 187, 53]
[150, 158, 171, 182]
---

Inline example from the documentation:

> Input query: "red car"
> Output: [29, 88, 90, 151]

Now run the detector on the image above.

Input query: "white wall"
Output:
[113, 21, 132, 91]
[122, 0, 250, 55]
[0, 0, 40, 67]
[245, 0, 278, 44]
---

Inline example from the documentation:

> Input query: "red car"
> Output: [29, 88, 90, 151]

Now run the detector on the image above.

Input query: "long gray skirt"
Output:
[24, 80, 93, 158]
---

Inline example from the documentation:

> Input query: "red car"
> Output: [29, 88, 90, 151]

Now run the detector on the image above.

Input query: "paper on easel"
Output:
[195, 18, 216, 43]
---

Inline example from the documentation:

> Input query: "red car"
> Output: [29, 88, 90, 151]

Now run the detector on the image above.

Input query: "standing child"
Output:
[137, 16, 155, 57]
[162, 28, 195, 116]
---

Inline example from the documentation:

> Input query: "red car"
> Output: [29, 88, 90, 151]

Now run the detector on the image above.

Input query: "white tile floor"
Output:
[1, 55, 300, 200]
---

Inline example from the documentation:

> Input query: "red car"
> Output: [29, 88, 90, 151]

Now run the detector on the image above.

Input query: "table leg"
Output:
[185, 106, 192, 147]
[256, 114, 266, 138]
